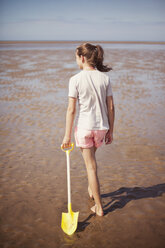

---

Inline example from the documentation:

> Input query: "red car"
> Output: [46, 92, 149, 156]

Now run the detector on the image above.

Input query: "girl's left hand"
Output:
[62, 136, 71, 148]
[105, 130, 113, 145]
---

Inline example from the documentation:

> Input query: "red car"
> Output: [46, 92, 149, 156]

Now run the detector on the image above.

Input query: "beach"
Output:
[0, 41, 165, 248]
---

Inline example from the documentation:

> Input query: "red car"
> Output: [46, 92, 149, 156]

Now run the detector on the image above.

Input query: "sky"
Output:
[0, 0, 165, 41]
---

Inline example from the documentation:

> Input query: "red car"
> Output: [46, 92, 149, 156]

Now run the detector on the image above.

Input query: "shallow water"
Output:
[0, 42, 165, 248]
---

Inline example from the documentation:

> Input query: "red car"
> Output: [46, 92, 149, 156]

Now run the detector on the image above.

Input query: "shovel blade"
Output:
[61, 209, 79, 235]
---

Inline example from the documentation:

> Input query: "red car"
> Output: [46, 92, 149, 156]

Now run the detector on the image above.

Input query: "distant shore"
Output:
[0, 40, 165, 45]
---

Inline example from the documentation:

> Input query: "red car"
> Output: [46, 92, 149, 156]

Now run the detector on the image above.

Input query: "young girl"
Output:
[62, 42, 115, 216]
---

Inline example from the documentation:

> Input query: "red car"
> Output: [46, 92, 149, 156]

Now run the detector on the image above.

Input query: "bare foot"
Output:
[88, 186, 94, 200]
[91, 204, 104, 216]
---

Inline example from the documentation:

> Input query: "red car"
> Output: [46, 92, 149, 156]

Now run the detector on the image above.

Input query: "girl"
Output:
[62, 42, 115, 216]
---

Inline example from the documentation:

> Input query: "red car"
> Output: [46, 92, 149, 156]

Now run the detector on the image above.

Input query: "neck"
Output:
[83, 64, 96, 71]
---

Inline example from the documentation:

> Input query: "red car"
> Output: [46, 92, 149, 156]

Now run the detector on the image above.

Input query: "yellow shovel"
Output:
[61, 143, 79, 235]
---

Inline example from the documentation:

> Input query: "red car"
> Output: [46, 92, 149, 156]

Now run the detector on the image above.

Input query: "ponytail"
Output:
[95, 45, 112, 72]
[76, 42, 112, 72]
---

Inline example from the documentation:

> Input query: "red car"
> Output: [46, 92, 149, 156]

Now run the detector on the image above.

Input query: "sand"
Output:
[0, 42, 165, 248]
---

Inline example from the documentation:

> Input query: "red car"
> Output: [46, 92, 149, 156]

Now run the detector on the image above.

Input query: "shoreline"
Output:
[0, 40, 165, 45]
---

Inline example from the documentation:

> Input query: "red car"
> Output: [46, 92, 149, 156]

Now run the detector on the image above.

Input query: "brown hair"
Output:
[76, 42, 112, 72]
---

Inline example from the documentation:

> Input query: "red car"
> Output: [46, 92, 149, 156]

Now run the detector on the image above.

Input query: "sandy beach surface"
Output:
[0, 41, 165, 248]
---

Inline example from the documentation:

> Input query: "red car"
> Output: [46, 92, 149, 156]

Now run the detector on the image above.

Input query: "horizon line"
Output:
[0, 40, 165, 45]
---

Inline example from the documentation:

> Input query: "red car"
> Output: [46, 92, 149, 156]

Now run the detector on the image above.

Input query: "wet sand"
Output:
[0, 42, 165, 248]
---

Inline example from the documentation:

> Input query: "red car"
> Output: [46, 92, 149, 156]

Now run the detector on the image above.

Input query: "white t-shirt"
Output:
[68, 69, 113, 130]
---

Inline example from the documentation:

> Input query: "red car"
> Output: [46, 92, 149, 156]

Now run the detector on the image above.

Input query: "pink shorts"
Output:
[74, 127, 107, 148]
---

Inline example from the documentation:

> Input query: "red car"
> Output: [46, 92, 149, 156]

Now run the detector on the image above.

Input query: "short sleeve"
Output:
[68, 77, 78, 98]
[106, 77, 113, 96]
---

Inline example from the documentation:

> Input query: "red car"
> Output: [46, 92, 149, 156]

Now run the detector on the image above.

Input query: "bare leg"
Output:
[81, 147, 104, 216]
[88, 146, 97, 199]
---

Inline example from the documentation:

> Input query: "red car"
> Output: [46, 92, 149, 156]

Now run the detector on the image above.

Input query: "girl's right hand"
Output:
[61, 136, 71, 149]
[105, 130, 113, 145]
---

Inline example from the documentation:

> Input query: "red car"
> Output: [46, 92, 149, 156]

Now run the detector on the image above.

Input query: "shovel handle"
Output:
[61, 143, 74, 207]
[61, 143, 74, 153]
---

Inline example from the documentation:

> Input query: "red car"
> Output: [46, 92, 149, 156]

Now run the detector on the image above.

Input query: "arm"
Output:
[62, 97, 77, 148]
[105, 96, 115, 145]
